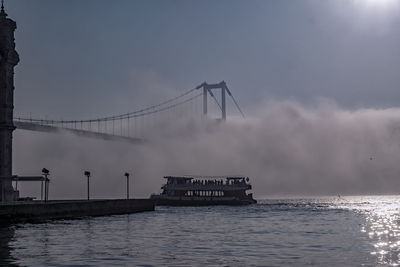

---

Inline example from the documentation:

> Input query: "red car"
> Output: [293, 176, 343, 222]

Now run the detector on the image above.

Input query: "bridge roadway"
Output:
[14, 121, 143, 143]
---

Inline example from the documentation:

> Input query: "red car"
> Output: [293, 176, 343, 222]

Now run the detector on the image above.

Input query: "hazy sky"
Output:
[7, 0, 400, 198]
[6, 0, 400, 119]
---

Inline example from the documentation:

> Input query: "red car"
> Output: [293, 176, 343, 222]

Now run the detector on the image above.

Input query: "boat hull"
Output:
[151, 196, 257, 206]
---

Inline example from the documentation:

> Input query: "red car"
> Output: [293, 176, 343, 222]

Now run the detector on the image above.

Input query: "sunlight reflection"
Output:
[335, 196, 400, 266]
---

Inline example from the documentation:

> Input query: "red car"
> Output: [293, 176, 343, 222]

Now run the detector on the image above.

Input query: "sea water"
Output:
[1, 196, 400, 266]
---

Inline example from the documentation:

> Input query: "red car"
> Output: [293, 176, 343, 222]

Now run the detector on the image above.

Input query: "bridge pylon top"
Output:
[195, 81, 244, 120]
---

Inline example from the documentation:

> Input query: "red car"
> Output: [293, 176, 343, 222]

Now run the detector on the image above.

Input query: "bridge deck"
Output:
[14, 121, 143, 143]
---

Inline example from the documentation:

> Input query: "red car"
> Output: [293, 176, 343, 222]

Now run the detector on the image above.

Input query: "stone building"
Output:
[0, 2, 19, 202]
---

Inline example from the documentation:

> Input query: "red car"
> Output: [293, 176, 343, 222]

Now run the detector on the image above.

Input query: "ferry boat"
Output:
[150, 176, 257, 206]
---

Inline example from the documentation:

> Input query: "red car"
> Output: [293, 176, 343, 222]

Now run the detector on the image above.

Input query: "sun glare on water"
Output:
[339, 196, 400, 266]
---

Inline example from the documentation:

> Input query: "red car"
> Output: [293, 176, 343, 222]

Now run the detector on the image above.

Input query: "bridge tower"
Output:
[0, 1, 19, 202]
[196, 81, 227, 120]
[196, 81, 244, 121]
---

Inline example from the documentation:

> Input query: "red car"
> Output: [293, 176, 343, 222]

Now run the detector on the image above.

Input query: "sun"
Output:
[355, 0, 399, 10]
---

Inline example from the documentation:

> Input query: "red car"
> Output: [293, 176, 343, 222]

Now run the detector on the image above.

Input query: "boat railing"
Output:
[162, 183, 252, 191]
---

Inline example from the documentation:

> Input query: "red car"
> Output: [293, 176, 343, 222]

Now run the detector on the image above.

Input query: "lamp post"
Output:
[124, 172, 130, 199]
[84, 171, 91, 200]
[42, 168, 49, 202]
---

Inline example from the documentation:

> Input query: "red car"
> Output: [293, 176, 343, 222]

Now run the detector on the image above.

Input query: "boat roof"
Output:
[164, 176, 193, 180]
[226, 177, 246, 180]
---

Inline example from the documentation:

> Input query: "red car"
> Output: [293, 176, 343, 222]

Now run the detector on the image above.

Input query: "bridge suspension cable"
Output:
[119, 92, 202, 119]
[15, 87, 200, 125]
[226, 88, 245, 118]
[103, 87, 198, 121]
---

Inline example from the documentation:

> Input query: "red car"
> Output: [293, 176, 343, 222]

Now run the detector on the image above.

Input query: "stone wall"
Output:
[0, 7, 19, 202]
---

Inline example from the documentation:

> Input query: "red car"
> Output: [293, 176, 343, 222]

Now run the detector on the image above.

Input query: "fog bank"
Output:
[13, 101, 400, 199]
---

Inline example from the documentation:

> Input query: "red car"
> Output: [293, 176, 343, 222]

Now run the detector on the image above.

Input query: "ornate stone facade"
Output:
[0, 5, 19, 202]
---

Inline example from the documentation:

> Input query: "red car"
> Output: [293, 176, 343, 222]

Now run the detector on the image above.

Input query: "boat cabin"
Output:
[160, 176, 252, 198]
[151, 175, 256, 205]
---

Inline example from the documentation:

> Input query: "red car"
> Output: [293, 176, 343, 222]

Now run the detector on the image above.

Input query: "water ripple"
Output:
[2, 196, 400, 266]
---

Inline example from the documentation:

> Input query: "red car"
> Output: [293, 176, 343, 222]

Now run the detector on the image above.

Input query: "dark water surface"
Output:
[1, 196, 400, 266]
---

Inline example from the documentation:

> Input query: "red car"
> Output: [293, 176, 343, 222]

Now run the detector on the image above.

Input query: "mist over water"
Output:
[13, 100, 400, 200]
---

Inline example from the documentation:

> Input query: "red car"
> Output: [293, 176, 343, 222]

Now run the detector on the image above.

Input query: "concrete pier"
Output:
[0, 199, 155, 223]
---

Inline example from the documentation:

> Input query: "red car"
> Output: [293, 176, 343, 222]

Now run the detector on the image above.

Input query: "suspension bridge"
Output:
[0, 5, 247, 203]
[13, 81, 244, 142]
